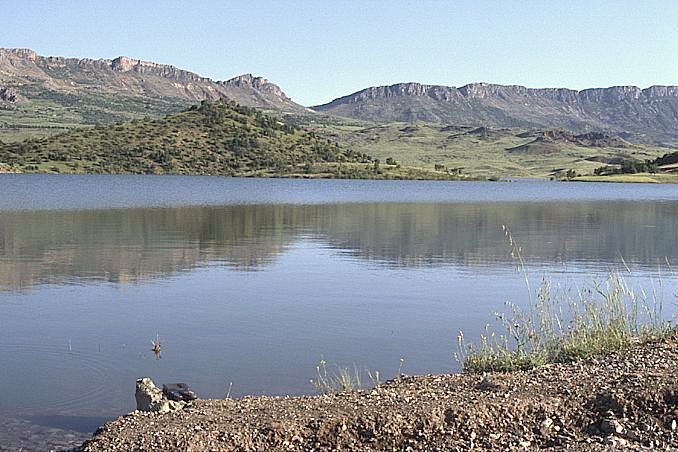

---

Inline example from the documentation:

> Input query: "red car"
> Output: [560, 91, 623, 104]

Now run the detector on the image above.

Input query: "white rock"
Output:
[135, 377, 186, 413]
[601, 418, 624, 435]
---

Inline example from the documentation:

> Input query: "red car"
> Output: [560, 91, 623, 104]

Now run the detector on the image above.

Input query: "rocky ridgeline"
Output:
[319, 81, 678, 105]
[314, 81, 678, 143]
[0, 48, 304, 111]
[219, 73, 292, 101]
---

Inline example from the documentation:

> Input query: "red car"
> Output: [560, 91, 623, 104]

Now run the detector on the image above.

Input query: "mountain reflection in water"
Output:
[1, 201, 676, 290]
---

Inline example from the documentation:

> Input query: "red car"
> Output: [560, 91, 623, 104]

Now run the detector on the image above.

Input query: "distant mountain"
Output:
[0, 48, 306, 127]
[312, 82, 678, 144]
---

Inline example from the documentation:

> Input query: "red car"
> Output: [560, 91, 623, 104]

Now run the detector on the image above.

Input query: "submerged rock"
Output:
[135, 378, 185, 413]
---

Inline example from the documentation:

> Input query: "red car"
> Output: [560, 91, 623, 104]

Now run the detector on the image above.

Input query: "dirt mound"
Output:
[506, 139, 561, 154]
[508, 130, 630, 154]
[585, 156, 625, 165]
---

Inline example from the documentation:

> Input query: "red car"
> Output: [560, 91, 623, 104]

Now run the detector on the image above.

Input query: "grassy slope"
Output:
[575, 173, 678, 183]
[0, 101, 465, 179]
[306, 117, 674, 179]
[0, 84, 190, 142]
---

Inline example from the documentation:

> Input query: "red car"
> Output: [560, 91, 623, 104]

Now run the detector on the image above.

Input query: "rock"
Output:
[0, 87, 23, 103]
[600, 418, 624, 435]
[476, 376, 505, 391]
[539, 417, 554, 435]
[606, 435, 628, 447]
[135, 378, 186, 413]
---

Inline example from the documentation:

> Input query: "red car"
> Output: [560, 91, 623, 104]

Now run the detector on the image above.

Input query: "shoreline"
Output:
[4, 170, 678, 184]
[81, 337, 677, 451]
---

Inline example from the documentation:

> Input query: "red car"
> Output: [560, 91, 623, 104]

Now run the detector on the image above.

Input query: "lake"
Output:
[1, 175, 677, 450]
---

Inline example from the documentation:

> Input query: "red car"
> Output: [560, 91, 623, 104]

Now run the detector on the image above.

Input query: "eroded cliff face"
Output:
[0, 48, 303, 111]
[324, 81, 678, 105]
[314, 81, 678, 143]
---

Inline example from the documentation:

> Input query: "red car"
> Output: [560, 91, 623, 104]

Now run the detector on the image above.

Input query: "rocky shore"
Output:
[81, 337, 677, 451]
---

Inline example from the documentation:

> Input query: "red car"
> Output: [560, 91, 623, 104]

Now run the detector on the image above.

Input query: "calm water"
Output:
[1, 175, 677, 450]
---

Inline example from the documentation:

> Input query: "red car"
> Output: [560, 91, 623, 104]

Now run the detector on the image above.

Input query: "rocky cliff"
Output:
[0, 48, 305, 116]
[313, 82, 678, 144]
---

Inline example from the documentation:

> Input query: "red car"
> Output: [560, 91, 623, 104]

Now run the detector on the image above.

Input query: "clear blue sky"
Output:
[1, 0, 676, 106]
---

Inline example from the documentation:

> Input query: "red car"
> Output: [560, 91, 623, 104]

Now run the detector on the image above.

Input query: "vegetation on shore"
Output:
[456, 226, 675, 373]
[575, 172, 678, 184]
[457, 272, 673, 372]
[589, 151, 678, 181]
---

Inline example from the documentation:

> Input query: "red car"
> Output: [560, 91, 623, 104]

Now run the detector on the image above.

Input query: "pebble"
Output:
[601, 418, 624, 435]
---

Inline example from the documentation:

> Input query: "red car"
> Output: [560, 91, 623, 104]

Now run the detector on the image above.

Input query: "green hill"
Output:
[0, 101, 374, 176]
[0, 101, 466, 179]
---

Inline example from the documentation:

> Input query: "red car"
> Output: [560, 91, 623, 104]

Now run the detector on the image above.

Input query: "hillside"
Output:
[0, 101, 373, 176]
[312, 82, 678, 145]
[0, 48, 306, 141]
[310, 118, 673, 179]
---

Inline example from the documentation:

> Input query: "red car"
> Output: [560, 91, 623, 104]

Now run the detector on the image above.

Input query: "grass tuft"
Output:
[456, 226, 675, 373]
[310, 358, 405, 394]
[310, 360, 363, 394]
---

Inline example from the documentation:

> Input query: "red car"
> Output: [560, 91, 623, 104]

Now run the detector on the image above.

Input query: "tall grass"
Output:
[310, 358, 406, 394]
[456, 226, 675, 373]
[310, 360, 363, 394]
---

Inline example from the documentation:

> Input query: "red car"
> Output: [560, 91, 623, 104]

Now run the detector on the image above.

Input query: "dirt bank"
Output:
[82, 337, 677, 451]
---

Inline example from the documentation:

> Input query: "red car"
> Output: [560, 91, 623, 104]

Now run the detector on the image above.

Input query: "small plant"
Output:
[310, 357, 409, 394]
[310, 360, 362, 394]
[397, 357, 405, 377]
[367, 369, 381, 387]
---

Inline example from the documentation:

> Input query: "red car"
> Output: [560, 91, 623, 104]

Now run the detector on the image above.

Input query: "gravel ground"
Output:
[82, 337, 677, 451]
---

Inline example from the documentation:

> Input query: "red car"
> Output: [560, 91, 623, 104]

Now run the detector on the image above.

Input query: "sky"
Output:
[1, 0, 677, 106]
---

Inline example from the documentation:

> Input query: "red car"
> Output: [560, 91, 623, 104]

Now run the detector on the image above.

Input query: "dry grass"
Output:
[456, 226, 675, 372]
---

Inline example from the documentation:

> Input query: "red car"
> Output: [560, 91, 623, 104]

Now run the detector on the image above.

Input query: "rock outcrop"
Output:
[135, 378, 186, 413]
[0, 86, 22, 103]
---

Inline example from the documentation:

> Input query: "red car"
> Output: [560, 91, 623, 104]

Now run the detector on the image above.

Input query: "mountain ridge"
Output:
[0, 48, 305, 114]
[313, 81, 678, 144]
[2, 48, 678, 146]
[316, 82, 678, 104]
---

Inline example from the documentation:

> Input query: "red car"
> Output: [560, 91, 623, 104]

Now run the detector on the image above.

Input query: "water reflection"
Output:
[1, 201, 677, 290]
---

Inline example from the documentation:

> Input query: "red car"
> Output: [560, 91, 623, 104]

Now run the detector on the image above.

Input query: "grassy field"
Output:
[575, 173, 678, 183]
[305, 117, 674, 180]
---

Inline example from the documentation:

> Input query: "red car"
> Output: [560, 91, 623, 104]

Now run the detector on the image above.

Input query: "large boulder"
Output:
[135, 377, 185, 413]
